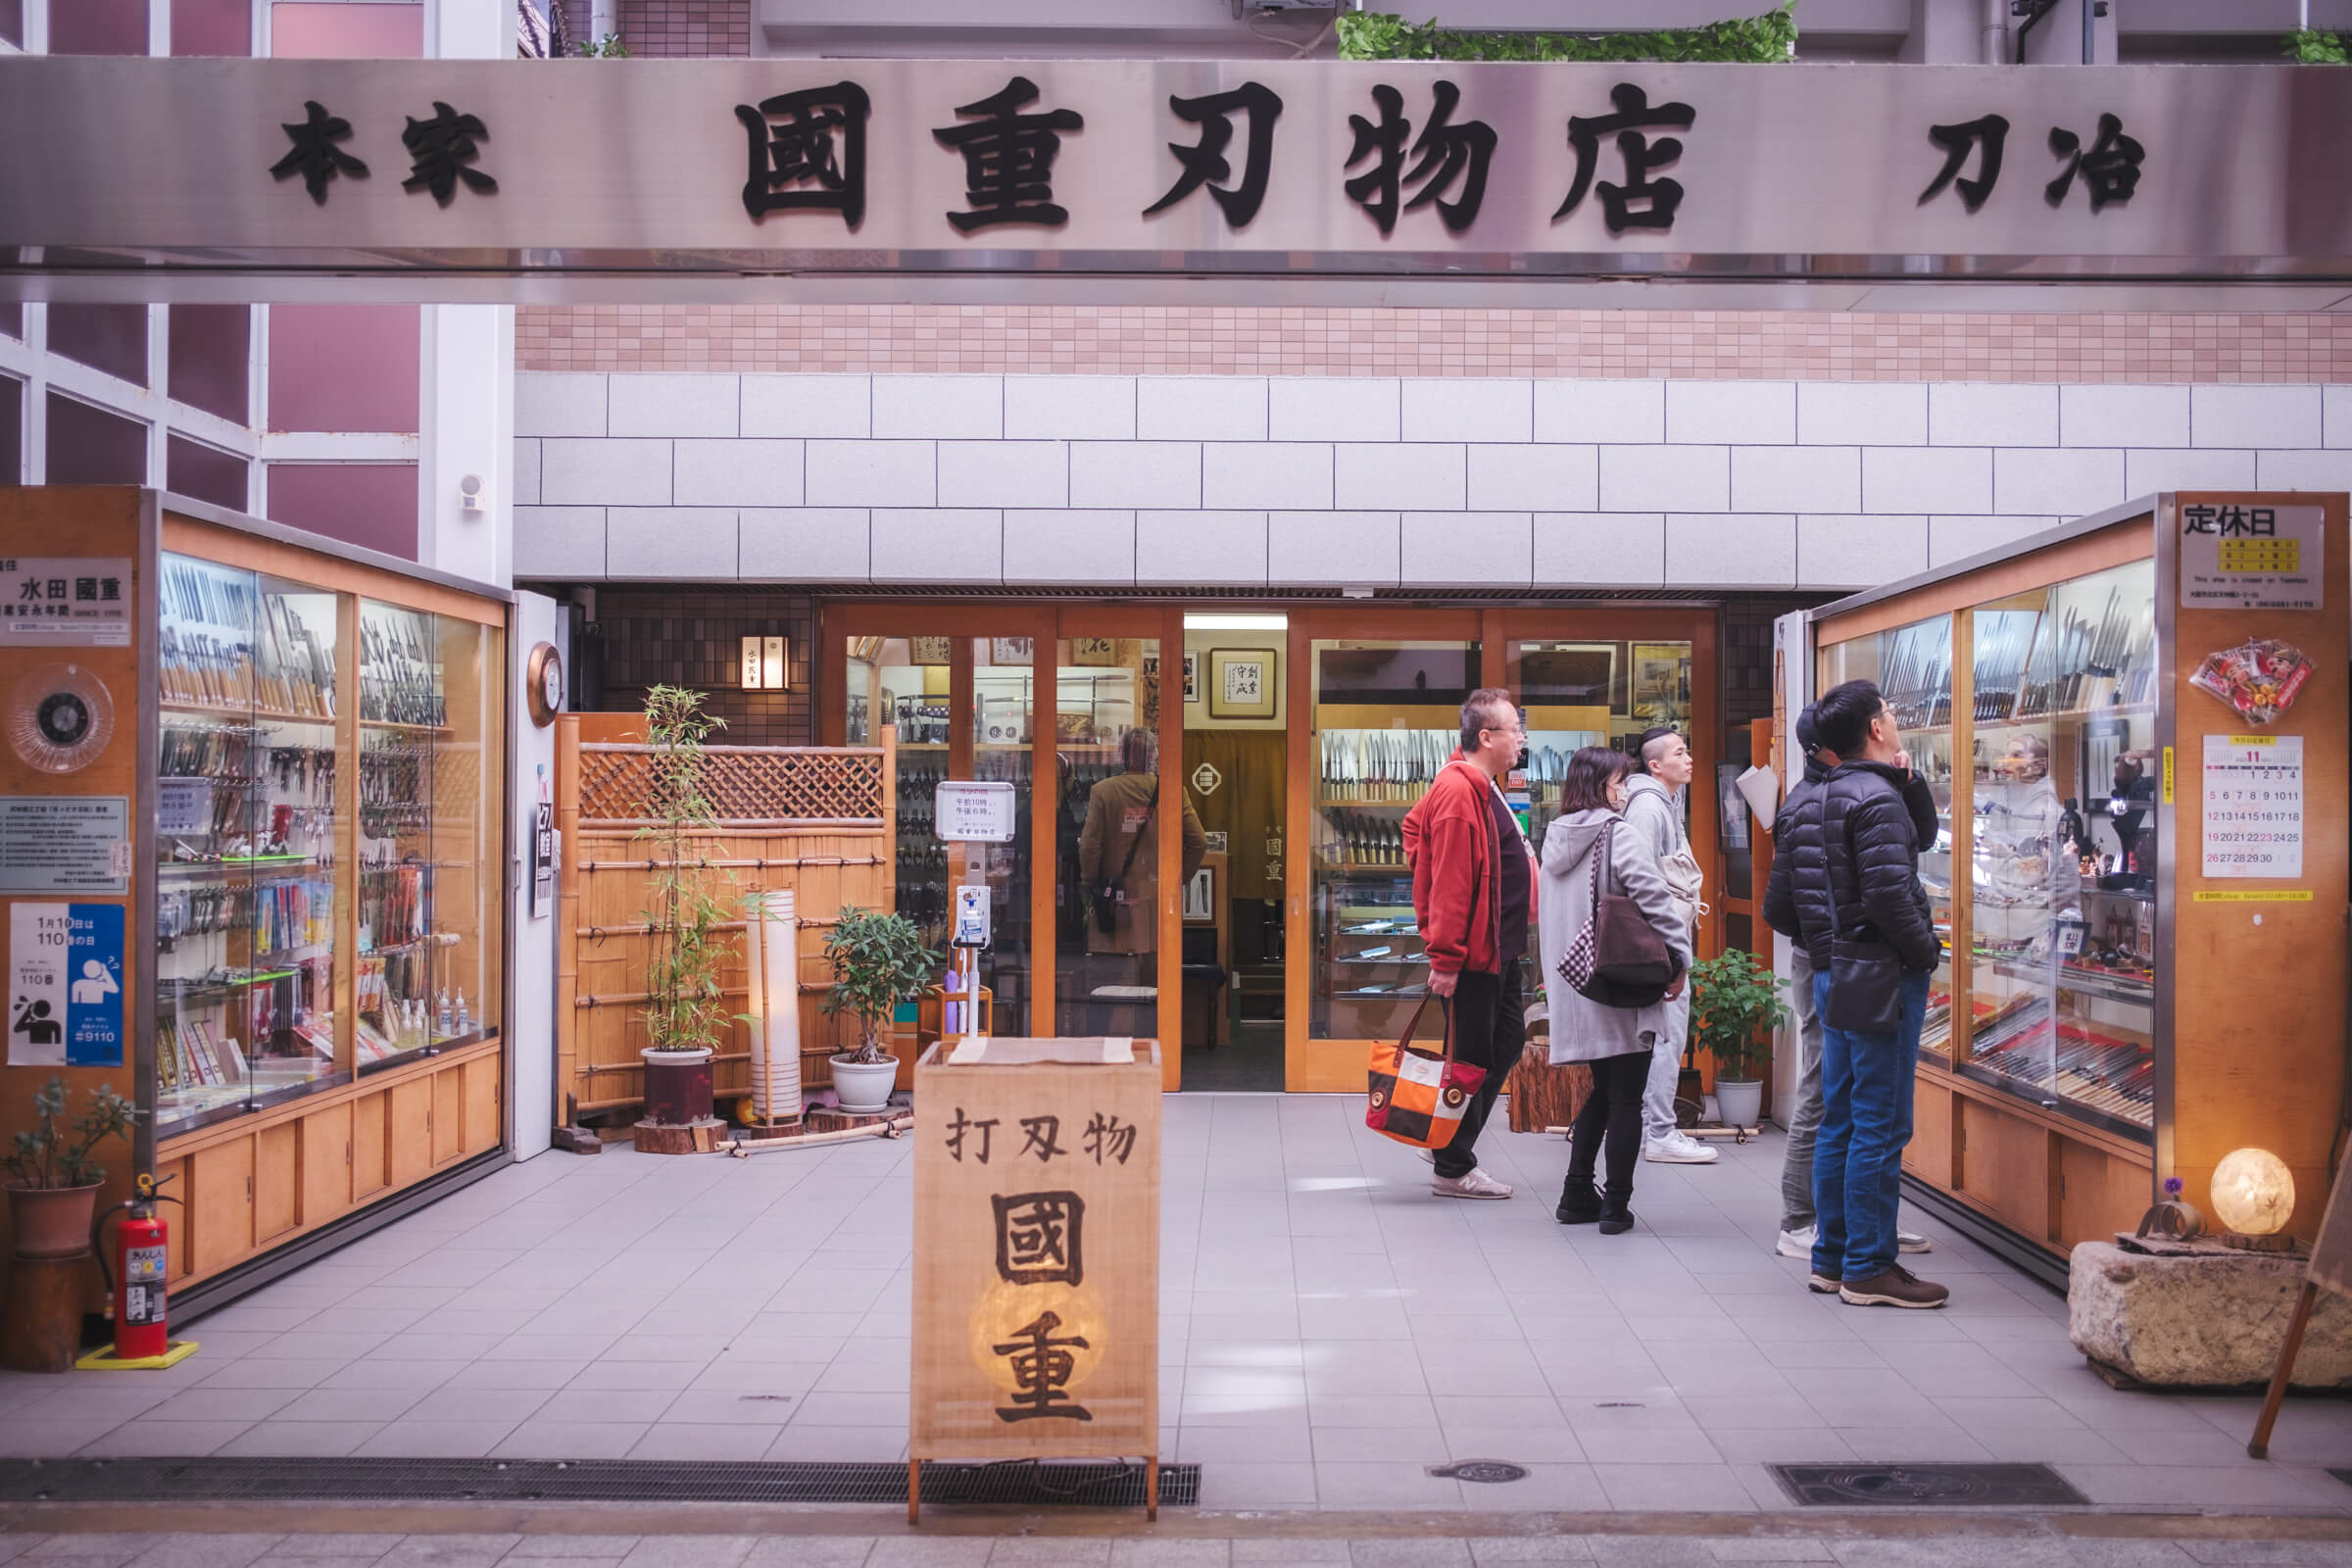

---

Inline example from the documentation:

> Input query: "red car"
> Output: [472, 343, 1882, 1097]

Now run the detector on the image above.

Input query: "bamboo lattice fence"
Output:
[556, 712, 898, 1121]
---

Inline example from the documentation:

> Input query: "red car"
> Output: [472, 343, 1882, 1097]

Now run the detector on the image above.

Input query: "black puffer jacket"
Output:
[1762, 755, 1835, 969]
[1820, 760, 1941, 973]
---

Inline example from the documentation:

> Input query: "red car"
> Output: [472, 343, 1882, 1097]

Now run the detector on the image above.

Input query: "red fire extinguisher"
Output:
[95, 1172, 179, 1361]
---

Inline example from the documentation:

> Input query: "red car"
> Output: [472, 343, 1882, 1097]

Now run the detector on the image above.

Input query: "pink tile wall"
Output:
[619, 0, 747, 56]
[515, 306, 2352, 383]
[268, 1, 422, 58]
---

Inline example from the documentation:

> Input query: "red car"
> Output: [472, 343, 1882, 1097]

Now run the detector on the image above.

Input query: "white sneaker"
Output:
[1417, 1148, 1435, 1165]
[1642, 1131, 1720, 1164]
[1432, 1167, 1514, 1200]
[1898, 1229, 1932, 1253]
[1777, 1224, 1817, 1259]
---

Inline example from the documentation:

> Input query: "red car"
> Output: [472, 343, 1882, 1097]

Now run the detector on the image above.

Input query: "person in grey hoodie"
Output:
[1541, 747, 1694, 1235]
[1624, 727, 1715, 1164]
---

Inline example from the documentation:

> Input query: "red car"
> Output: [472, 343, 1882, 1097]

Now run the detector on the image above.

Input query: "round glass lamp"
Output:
[2210, 1148, 2297, 1250]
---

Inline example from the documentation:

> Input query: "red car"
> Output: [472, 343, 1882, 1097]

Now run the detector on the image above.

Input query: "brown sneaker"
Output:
[1807, 1270, 1840, 1295]
[1839, 1264, 1949, 1309]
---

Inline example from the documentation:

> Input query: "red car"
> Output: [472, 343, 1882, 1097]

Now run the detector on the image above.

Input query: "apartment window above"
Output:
[169, 305, 252, 425]
[49, 0, 150, 53]
[48, 304, 150, 388]
[46, 394, 148, 485]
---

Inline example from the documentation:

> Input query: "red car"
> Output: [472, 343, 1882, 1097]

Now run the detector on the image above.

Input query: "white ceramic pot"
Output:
[1715, 1078, 1763, 1132]
[829, 1054, 900, 1114]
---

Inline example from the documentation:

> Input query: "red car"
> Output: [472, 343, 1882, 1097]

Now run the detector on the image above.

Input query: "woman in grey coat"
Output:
[1540, 747, 1694, 1234]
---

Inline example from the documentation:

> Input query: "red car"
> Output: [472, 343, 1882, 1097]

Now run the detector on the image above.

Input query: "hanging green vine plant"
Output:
[1338, 2, 1797, 64]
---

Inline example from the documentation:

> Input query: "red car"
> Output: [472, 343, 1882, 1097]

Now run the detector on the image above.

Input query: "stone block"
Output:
[2067, 1241, 2352, 1389]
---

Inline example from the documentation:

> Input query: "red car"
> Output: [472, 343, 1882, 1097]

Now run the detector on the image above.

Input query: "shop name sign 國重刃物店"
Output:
[2, 58, 2351, 286]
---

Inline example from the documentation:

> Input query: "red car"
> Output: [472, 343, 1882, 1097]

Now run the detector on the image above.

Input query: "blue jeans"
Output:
[1812, 964, 1931, 1281]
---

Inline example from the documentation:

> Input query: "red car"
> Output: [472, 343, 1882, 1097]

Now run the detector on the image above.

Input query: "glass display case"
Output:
[843, 635, 952, 953]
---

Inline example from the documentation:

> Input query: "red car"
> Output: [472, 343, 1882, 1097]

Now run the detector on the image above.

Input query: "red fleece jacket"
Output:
[1402, 753, 1538, 980]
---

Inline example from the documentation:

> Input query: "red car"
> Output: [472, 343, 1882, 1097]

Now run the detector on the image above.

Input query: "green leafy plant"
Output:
[579, 30, 629, 57]
[2285, 27, 2349, 62]
[1339, 3, 1796, 63]
[638, 685, 736, 1056]
[1689, 949, 1789, 1083]
[820, 906, 942, 1065]
[6, 1076, 137, 1190]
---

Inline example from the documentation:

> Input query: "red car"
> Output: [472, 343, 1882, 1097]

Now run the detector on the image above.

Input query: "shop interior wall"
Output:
[579, 586, 815, 746]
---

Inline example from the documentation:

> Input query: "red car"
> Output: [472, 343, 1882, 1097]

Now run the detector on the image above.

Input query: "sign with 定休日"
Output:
[912, 1038, 1159, 1467]
[0, 797, 130, 894]
[8, 902, 125, 1067]
[2180, 504, 2326, 612]
[936, 780, 1016, 844]
[0, 559, 131, 646]
[2203, 733, 2304, 878]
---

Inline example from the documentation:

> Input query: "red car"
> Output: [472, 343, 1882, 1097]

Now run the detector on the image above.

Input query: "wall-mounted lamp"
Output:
[740, 634, 788, 690]
[2211, 1147, 2297, 1250]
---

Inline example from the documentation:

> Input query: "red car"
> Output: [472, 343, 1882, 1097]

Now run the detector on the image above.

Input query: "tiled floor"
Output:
[5, 1095, 2352, 1516]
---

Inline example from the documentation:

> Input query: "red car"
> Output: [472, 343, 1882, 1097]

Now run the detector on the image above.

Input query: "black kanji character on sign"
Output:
[2045, 113, 2142, 211]
[1144, 82, 1284, 228]
[1083, 1112, 1137, 1165]
[992, 1310, 1092, 1423]
[1918, 114, 2010, 213]
[1344, 80, 1494, 236]
[270, 101, 368, 206]
[933, 76, 1085, 232]
[735, 81, 870, 225]
[402, 103, 497, 205]
[1018, 1114, 1068, 1162]
[945, 1105, 1000, 1164]
[993, 1190, 1083, 1286]
[1556, 82, 1696, 234]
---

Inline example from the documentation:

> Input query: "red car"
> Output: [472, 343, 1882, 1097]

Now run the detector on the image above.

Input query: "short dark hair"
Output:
[1814, 679, 1885, 760]
[1634, 726, 1683, 772]
[1560, 746, 1634, 815]
[1459, 688, 1517, 754]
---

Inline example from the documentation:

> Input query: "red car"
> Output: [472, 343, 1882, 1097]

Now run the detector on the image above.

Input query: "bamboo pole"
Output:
[555, 713, 582, 1131]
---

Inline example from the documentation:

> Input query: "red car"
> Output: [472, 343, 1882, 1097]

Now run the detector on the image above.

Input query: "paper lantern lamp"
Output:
[742, 889, 802, 1125]
[2211, 1148, 2296, 1250]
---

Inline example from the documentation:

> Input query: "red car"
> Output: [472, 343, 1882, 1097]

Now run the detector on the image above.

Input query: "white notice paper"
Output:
[2202, 734, 2304, 878]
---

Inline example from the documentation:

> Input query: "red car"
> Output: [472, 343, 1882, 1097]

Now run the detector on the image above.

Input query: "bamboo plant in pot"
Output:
[820, 906, 941, 1114]
[5, 1076, 137, 1259]
[1689, 949, 1789, 1133]
[637, 685, 735, 1127]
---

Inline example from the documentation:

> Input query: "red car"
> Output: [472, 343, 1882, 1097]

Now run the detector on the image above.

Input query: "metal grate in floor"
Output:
[0, 1458, 1198, 1508]
[1769, 1463, 2088, 1507]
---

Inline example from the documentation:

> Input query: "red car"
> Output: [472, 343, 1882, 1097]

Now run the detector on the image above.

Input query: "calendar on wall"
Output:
[2202, 733, 2304, 878]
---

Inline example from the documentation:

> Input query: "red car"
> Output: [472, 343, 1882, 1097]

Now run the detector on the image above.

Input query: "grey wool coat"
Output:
[1538, 807, 1695, 1064]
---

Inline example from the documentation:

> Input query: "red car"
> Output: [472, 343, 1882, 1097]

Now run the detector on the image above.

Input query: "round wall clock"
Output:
[526, 641, 564, 727]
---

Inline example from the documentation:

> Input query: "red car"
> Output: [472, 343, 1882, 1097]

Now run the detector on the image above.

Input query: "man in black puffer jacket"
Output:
[1808, 679, 1950, 1311]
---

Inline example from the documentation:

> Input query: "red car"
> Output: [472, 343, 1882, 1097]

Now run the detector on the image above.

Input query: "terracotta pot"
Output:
[7, 1181, 102, 1260]
[641, 1046, 714, 1125]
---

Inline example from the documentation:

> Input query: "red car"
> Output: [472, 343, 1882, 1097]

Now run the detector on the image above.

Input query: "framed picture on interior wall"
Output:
[1630, 642, 1690, 725]
[909, 635, 953, 666]
[1071, 636, 1116, 666]
[1518, 642, 1620, 715]
[1183, 652, 1199, 704]
[989, 637, 1033, 666]
[1209, 648, 1278, 719]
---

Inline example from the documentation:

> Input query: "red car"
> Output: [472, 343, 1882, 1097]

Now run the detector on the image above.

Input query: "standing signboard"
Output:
[909, 1037, 1161, 1520]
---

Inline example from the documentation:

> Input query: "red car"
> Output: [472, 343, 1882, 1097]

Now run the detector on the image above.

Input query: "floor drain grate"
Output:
[0, 1458, 1198, 1508]
[1769, 1463, 2086, 1507]
[1429, 1461, 1528, 1484]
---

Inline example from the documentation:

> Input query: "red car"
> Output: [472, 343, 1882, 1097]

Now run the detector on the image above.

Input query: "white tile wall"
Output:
[742, 374, 871, 439]
[1401, 512, 1531, 587]
[514, 373, 2352, 591]
[2193, 385, 2323, 449]
[1467, 445, 1597, 513]
[1203, 442, 1333, 511]
[673, 438, 801, 508]
[1004, 510, 1136, 584]
[739, 508, 869, 582]
[1402, 379, 1532, 443]
[1004, 376, 1135, 441]
[805, 440, 934, 508]
[1535, 379, 1663, 445]
[1137, 511, 1267, 586]
[608, 374, 738, 439]
[609, 507, 736, 578]
[1335, 444, 1465, 511]
[937, 441, 1069, 509]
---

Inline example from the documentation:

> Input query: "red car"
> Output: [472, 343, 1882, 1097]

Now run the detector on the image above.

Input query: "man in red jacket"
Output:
[1401, 687, 1537, 1199]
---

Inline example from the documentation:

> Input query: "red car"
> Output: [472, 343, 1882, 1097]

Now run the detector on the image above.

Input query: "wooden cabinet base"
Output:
[2, 1253, 92, 1373]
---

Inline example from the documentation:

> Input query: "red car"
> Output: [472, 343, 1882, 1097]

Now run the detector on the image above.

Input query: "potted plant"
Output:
[637, 685, 734, 1126]
[1689, 949, 1789, 1133]
[6, 1076, 137, 1259]
[820, 906, 941, 1114]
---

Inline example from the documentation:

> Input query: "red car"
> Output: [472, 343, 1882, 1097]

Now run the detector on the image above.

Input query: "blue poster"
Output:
[65, 903, 123, 1067]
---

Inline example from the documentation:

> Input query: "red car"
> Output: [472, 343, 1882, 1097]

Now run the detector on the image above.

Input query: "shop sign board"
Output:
[7, 902, 125, 1068]
[530, 802, 557, 919]
[911, 1038, 1159, 1467]
[0, 797, 130, 894]
[3, 59, 2351, 289]
[936, 780, 1016, 844]
[0, 559, 131, 646]
[2180, 504, 2326, 612]
[2202, 733, 2303, 879]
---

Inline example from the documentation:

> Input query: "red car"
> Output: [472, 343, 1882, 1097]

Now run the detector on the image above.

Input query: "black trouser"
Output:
[1434, 967, 1522, 1181]
[1566, 1048, 1652, 1202]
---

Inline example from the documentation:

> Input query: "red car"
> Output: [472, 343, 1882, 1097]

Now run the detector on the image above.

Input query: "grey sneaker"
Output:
[1898, 1229, 1932, 1253]
[1777, 1224, 1817, 1259]
[1432, 1168, 1513, 1200]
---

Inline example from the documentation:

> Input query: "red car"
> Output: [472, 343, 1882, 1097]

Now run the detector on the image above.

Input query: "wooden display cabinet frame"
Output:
[1807, 492, 2349, 1270]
